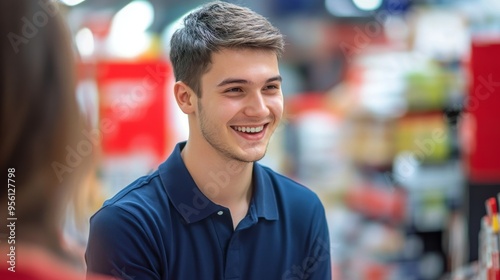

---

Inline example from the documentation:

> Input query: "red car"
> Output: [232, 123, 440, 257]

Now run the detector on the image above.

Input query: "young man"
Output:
[86, 2, 331, 279]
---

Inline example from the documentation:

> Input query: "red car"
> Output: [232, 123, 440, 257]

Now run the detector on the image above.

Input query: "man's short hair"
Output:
[169, 1, 285, 97]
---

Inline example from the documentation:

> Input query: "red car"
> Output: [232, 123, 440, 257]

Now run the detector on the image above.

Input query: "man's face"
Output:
[195, 48, 283, 163]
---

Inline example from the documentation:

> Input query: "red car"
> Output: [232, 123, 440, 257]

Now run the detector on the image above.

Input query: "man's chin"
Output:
[234, 149, 267, 163]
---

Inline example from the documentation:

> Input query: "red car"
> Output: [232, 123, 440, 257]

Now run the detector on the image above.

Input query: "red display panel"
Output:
[466, 39, 500, 182]
[96, 60, 172, 165]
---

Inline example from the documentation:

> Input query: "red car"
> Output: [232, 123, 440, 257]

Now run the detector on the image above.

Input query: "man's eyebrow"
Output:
[266, 75, 282, 83]
[217, 78, 249, 87]
[216, 75, 282, 87]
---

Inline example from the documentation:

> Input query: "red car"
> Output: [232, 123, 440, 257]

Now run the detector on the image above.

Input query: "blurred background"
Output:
[51, 0, 500, 279]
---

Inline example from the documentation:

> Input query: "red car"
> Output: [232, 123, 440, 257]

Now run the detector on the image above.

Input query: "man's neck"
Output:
[180, 140, 254, 209]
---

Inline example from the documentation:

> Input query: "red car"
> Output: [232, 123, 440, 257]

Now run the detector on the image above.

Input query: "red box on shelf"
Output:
[96, 60, 173, 165]
[464, 39, 500, 183]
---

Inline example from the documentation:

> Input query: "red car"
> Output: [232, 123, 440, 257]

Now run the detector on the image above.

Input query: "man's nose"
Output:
[244, 91, 270, 118]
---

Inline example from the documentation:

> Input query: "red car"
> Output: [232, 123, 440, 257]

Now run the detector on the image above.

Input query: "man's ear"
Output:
[174, 81, 196, 114]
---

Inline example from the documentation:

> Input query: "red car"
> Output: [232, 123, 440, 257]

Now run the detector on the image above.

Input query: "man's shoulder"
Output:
[258, 164, 322, 205]
[93, 170, 166, 219]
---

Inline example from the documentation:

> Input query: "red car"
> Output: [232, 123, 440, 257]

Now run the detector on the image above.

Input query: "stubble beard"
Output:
[197, 100, 268, 163]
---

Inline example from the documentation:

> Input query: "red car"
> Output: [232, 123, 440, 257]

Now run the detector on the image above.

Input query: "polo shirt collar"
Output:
[252, 163, 279, 221]
[159, 142, 279, 224]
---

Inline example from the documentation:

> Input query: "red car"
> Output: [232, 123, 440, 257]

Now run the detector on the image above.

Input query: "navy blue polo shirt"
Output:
[86, 142, 331, 280]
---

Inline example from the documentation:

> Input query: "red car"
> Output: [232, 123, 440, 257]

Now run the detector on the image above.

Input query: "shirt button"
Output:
[217, 211, 223, 216]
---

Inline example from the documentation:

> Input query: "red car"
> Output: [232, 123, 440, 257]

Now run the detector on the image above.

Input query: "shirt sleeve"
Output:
[306, 202, 332, 280]
[85, 205, 162, 280]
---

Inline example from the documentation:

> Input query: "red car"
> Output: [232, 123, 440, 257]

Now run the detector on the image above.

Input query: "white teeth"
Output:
[233, 126, 264, 133]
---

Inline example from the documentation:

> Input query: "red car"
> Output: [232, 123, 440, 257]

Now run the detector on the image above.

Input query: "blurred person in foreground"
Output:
[86, 1, 331, 279]
[0, 1, 111, 279]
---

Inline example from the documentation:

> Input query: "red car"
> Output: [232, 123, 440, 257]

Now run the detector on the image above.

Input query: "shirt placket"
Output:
[224, 231, 240, 280]
[213, 205, 258, 280]
[212, 208, 239, 279]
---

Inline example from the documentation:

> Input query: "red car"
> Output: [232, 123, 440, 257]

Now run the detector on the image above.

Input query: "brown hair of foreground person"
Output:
[0, 1, 107, 279]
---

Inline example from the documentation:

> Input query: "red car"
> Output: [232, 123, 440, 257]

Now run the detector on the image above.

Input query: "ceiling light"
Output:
[352, 0, 383, 11]
[61, 0, 86, 7]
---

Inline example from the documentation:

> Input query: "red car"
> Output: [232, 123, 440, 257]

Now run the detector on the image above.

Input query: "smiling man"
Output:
[85, 2, 331, 279]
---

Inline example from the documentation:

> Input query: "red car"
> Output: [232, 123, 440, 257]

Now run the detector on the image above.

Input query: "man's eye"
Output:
[264, 84, 279, 90]
[225, 88, 243, 93]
